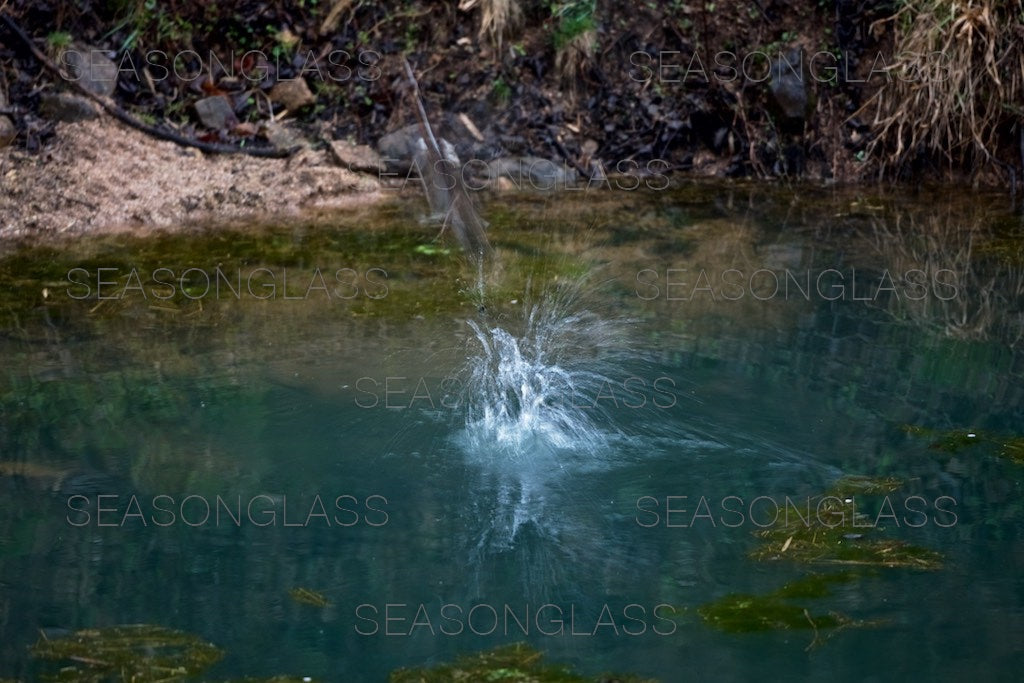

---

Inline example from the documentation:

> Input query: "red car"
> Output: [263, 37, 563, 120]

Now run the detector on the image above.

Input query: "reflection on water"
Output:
[0, 183, 1022, 680]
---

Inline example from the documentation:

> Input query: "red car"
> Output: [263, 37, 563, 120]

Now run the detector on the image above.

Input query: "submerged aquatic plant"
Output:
[288, 587, 329, 607]
[749, 476, 943, 569]
[902, 424, 1024, 465]
[31, 624, 222, 681]
[698, 572, 878, 649]
[389, 642, 655, 682]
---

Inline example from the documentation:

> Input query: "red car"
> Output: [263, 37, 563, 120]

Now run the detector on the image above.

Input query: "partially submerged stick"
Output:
[402, 58, 491, 263]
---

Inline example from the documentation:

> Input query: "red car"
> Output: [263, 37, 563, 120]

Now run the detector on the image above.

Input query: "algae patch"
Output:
[698, 572, 877, 648]
[902, 424, 1024, 465]
[31, 624, 222, 681]
[749, 476, 943, 569]
[389, 642, 655, 683]
[288, 587, 329, 608]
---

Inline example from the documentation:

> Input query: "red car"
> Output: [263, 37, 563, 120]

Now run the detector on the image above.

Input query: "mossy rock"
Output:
[389, 643, 655, 683]
[31, 624, 222, 682]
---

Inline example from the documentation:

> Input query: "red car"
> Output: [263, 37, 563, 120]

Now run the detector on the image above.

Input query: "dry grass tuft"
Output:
[552, 0, 597, 89]
[460, 0, 523, 51]
[859, 0, 1024, 181]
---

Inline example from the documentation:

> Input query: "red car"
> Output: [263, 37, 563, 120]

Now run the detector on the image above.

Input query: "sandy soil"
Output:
[0, 118, 383, 241]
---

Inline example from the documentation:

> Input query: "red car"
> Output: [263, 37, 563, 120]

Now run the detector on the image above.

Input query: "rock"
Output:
[231, 121, 258, 137]
[0, 115, 16, 147]
[377, 123, 424, 165]
[269, 78, 316, 111]
[194, 95, 237, 130]
[487, 156, 578, 189]
[39, 92, 102, 122]
[328, 140, 383, 173]
[377, 123, 465, 174]
[261, 121, 305, 151]
[60, 45, 119, 97]
[768, 47, 811, 124]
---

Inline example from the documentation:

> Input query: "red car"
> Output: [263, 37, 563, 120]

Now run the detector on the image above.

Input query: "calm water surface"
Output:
[1, 183, 1022, 681]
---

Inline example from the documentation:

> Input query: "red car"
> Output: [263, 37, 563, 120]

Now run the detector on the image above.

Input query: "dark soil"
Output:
[0, 2, 900, 176]
[0, 0, 1019, 196]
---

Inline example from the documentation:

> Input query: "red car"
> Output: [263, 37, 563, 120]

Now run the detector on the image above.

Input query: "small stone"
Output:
[60, 45, 119, 97]
[0, 115, 16, 147]
[487, 156, 577, 189]
[377, 123, 423, 164]
[231, 121, 258, 137]
[328, 140, 383, 173]
[262, 121, 305, 151]
[39, 92, 102, 122]
[377, 123, 463, 173]
[194, 95, 237, 130]
[269, 78, 316, 111]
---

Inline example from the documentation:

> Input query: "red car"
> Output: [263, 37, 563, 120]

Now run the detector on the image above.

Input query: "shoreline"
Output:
[0, 116, 1013, 249]
[0, 117, 382, 242]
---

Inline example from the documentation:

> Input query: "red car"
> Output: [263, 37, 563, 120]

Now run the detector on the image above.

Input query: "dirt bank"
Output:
[0, 117, 381, 241]
[1, 0, 1022, 244]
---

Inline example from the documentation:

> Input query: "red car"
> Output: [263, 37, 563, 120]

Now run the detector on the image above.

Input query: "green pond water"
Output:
[0, 182, 1022, 681]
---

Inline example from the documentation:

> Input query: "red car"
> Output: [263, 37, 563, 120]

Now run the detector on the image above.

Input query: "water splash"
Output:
[456, 276, 635, 465]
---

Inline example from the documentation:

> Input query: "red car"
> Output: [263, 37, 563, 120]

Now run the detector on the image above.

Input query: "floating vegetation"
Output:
[749, 477, 943, 569]
[1001, 438, 1024, 465]
[389, 642, 655, 683]
[698, 572, 877, 648]
[901, 424, 1024, 465]
[221, 677, 317, 682]
[827, 474, 903, 497]
[30, 624, 223, 682]
[288, 587, 329, 608]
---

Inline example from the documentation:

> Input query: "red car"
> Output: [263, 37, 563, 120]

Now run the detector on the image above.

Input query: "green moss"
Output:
[31, 624, 222, 681]
[389, 643, 655, 683]
[0, 207, 611, 323]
